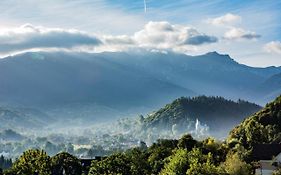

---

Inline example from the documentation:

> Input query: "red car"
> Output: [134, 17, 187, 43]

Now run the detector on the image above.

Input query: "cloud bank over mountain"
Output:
[0, 24, 101, 55]
[133, 21, 217, 47]
[0, 18, 279, 67]
[0, 1, 280, 66]
[0, 21, 218, 56]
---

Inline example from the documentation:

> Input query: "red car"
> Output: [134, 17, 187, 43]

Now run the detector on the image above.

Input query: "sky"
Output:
[0, 0, 280, 67]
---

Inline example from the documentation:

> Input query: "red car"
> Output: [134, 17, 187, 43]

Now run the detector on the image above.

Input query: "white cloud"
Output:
[133, 21, 217, 48]
[0, 22, 218, 56]
[264, 41, 281, 54]
[0, 24, 101, 55]
[103, 35, 135, 45]
[223, 28, 261, 40]
[207, 13, 241, 26]
[96, 21, 218, 53]
[102, 21, 217, 53]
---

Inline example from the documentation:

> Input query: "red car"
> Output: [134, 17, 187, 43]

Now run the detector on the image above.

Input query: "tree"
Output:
[126, 148, 150, 175]
[51, 152, 82, 175]
[177, 134, 197, 150]
[185, 148, 223, 175]
[147, 140, 177, 174]
[7, 149, 51, 175]
[201, 137, 228, 164]
[0, 156, 12, 170]
[160, 149, 189, 175]
[273, 168, 281, 175]
[139, 141, 147, 150]
[228, 95, 281, 150]
[88, 153, 131, 175]
[160, 147, 224, 175]
[221, 152, 252, 175]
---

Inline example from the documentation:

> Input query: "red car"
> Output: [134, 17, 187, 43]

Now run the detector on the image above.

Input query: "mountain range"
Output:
[0, 51, 280, 122]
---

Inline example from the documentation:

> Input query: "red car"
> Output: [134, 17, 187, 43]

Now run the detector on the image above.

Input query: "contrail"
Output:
[144, 0, 147, 13]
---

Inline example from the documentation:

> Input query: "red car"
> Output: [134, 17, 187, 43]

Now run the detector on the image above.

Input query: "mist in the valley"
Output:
[0, 109, 212, 160]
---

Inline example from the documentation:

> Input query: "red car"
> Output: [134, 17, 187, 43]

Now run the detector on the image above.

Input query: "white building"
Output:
[253, 144, 281, 175]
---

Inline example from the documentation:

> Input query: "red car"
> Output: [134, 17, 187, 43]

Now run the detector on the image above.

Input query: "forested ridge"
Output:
[143, 96, 261, 137]
[228, 95, 281, 149]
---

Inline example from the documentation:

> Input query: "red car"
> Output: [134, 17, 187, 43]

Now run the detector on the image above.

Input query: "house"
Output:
[252, 144, 281, 175]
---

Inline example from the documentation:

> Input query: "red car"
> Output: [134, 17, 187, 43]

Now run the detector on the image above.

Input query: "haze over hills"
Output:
[256, 72, 281, 102]
[0, 51, 280, 123]
[0, 106, 51, 130]
[142, 96, 262, 138]
[0, 51, 194, 122]
[0, 129, 25, 142]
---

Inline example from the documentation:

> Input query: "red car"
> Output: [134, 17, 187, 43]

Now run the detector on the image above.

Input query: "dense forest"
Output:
[1, 95, 281, 175]
[228, 95, 281, 150]
[143, 96, 261, 138]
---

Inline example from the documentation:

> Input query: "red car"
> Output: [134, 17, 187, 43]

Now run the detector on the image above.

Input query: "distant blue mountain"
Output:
[98, 51, 280, 103]
[0, 106, 50, 129]
[256, 72, 281, 103]
[0, 51, 280, 121]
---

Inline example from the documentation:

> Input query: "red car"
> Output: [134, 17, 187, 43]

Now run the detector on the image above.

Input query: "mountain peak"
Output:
[205, 51, 230, 57]
[202, 51, 235, 63]
[206, 51, 220, 55]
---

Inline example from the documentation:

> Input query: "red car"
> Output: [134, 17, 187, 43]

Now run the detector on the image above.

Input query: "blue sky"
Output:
[0, 0, 280, 67]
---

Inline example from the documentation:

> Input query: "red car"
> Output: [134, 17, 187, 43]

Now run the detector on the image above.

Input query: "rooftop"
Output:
[252, 144, 281, 160]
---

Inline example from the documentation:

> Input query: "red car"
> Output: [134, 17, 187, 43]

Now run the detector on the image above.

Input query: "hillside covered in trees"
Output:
[228, 95, 281, 150]
[143, 96, 261, 137]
